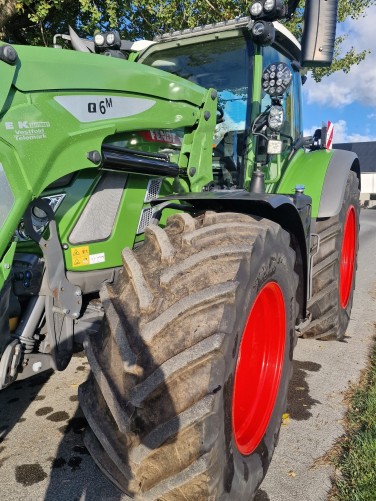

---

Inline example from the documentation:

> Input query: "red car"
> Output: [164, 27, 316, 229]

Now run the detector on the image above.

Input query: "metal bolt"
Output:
[75, 289, 82, 296]
[32, 361, 43, 373]
[72, 312, 79, 319]
[87, 150, 102, 165]
[189, 167, 196, 177]
[204, 111, 211, 121]
[3, 263, 10, 269]
[211, 90, 217, 100]
[0, 45, 18, 65]
[295, 184, 305, 194]
[62, 243, 69, 250]
[63, 308, 70, 315]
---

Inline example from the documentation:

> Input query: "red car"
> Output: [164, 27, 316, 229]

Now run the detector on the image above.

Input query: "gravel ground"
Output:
[0, 209, 375, 501]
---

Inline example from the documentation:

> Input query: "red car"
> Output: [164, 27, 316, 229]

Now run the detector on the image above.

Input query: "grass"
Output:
[331, 341, 376, 501]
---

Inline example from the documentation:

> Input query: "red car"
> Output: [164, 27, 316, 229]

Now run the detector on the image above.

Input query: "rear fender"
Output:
[277, 148, 360, 219]
[317, 150, 360, 218]
[152, 191, 311, 321]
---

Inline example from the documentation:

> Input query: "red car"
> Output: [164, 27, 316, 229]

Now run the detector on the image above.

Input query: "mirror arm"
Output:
[286, 0, 300, 19]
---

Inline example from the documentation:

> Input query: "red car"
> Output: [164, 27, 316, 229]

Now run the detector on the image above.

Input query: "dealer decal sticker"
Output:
[5, 120, 51, 141]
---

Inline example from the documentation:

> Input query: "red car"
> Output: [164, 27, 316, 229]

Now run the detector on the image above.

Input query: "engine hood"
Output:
[11, 44, 206, 106]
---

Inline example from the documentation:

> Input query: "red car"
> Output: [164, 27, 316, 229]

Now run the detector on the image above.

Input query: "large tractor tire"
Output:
[79, 211, 298, 500]
[301, 171, 360, 340]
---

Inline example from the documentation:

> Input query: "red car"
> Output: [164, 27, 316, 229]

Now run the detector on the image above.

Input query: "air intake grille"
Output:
[144, 178, 162, 202]
[137, 207, 154, 235]
[69, 172, 126, 244]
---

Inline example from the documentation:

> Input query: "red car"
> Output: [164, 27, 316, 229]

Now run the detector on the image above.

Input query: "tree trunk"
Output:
[0, 0, 18, 40]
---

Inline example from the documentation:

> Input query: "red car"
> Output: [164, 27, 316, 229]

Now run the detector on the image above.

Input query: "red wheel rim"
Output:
[232, 282, 286, 456]
[340, 206, 356, 309]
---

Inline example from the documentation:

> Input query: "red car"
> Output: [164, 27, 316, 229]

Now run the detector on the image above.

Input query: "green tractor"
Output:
[0, 0, 359, 499]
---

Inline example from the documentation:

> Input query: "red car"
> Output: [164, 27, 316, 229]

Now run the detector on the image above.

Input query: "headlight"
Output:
[253, 22, 265, 36]
[268, 105, 284, 131]
[250, 20, 275, 46]
[94, 33, 105, 46]
[264, 0, 276, 12]
[250, 1, 263, 17]
[106, 33, 116, 45]
[249, 0, 285, 21]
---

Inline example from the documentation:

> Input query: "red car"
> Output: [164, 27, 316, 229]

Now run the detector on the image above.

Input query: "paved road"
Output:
[257, 208, 376, 501]
[0, 209, 375, 501]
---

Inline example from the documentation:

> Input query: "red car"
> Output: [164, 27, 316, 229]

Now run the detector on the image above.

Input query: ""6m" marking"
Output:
[88, 98, 113, 115]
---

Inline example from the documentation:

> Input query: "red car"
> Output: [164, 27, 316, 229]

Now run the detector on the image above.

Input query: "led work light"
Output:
[262, 62, 292, 97]
[249, 0, 285, 20]
[94, 33, 105, 46]
[250, 21, 275, 46]
[268, 105, 284, 131]
[94, 31, 121, 50]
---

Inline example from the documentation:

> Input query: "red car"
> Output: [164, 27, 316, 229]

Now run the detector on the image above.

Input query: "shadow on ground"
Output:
[0, 370, 53, 444]
[287, 360, 321, 421]
[44, 406, 122, 501]
[254, 488, 271, 500]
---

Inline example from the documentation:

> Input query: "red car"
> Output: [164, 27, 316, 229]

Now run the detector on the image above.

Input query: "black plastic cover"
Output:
[301, 0, 338, 67]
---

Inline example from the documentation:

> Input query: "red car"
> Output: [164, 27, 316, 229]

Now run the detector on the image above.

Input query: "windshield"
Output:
[0, 163, 14, 229]
[142, 36, 253, 188]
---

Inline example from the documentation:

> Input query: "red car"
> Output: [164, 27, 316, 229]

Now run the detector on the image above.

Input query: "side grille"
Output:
[137, 207, 154, 235]
[69, 172, 126, 244]
[144, 179, 163, 203]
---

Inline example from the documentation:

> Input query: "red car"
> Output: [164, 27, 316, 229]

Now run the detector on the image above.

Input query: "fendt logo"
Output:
[88, 98, 113, 115]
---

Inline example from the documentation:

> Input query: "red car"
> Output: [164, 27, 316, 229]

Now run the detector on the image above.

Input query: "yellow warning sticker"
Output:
[71, 246, 90, 267]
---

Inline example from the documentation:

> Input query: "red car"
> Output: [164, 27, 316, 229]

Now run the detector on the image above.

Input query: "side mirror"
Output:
[301, 0, 339, 67]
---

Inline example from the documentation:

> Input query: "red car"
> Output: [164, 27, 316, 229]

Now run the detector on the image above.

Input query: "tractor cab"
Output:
[137, 20, 302, 191]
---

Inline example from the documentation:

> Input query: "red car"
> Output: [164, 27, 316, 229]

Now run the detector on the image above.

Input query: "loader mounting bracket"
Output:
[24, 198, 82, 370]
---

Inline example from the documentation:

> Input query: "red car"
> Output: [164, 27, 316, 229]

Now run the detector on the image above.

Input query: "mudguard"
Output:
[277, 148, 360, 219]
[317, 149, 360, 218]
[152, 191, 311, 321]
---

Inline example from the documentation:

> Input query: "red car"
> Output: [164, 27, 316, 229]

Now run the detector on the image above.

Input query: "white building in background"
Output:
[334, 142, 376, 207]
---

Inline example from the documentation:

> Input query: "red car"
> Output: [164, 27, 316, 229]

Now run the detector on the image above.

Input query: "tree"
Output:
[286, 0, 376, 81]
[0, 0, 374, 80]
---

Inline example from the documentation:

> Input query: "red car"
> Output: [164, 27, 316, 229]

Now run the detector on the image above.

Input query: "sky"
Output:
[302, 5, 376, 144]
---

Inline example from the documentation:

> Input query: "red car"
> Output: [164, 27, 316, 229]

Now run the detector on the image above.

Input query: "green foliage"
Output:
[0, 0, 374, 80]
[332, 344, 376, 501]
[285, 0, 375, 81]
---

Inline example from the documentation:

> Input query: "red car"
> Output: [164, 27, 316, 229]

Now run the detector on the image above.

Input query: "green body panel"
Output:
[60, 173, 153, 271]
[12, 45, 205, 105]
[0, 46, 216, 273]
[14, 170, 168, 273]
[276, 149, 334, 218]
